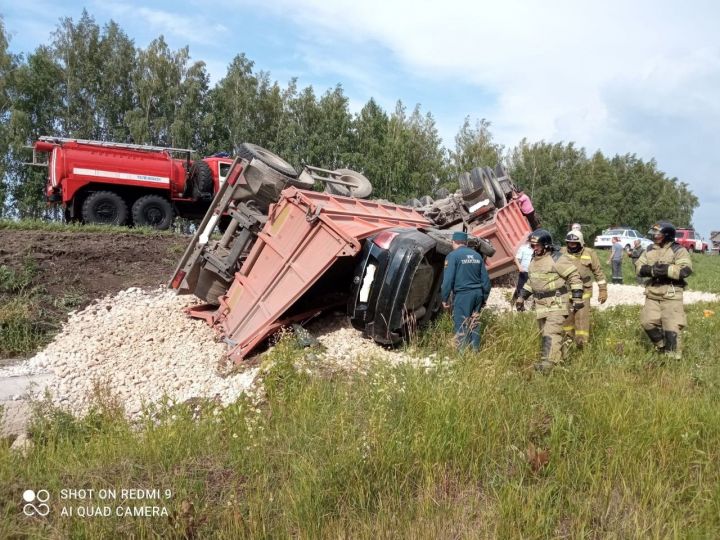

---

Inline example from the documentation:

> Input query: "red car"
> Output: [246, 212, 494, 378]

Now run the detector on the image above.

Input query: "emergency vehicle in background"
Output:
[674, 228, 709, 253]
[32, 136, 240, 229]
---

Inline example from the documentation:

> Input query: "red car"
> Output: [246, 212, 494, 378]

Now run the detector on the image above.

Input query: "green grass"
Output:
[0, 219, 179, 236]
[0, 261, 53, 357]
[2, 298, 720, 537]
[596, 249, 720, 293]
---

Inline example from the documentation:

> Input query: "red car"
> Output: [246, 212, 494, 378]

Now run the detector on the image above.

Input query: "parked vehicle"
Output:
[675, 228, 709, 253]
[170, 145, 531, 362]
[32, 136, 237, 229]
[593, 228, 652, 250]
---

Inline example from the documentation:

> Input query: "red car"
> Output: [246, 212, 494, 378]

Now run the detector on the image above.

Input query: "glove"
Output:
[638, 264, 652, 277]
[515, 299, 525, 312]
[652, 263, 669, 277]
[572, 298, 585, 311]
[598, 287, 608, 304]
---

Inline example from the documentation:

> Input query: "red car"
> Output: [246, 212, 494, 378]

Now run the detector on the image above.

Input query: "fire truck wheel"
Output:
[81, 191, 129, 226]
[236, 143, 298, 178]
[131, 195, 174, 230]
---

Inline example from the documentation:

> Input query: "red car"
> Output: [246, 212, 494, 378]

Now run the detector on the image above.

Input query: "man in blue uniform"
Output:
[441, 231, 492, 350]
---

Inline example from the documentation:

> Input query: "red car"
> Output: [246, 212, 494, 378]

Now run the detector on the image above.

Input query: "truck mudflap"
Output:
[190, 187, 431, 363]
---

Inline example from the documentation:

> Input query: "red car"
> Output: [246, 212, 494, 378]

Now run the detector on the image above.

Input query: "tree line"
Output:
[0, 11, 698, 241]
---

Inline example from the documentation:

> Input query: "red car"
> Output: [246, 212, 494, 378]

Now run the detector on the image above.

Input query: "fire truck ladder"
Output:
[38, 136, 195, 155]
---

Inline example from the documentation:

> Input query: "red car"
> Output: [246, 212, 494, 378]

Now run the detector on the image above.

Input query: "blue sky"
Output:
[3, 0, 719, 238]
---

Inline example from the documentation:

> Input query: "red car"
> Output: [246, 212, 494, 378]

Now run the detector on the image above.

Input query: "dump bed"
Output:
[470, 200, 529, 279]
[186, 187, 431, 362]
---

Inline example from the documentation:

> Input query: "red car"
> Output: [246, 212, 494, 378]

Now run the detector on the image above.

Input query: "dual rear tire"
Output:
[81, 191, 174, 230]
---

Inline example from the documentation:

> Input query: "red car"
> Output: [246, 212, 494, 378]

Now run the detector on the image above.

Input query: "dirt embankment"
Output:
[0, 229, 188, 303]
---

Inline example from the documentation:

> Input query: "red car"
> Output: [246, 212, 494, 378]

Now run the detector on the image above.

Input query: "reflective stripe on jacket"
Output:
[560, 246, 607, 299]
[636, 242, 692, 301]
[523, 251, 583, 318]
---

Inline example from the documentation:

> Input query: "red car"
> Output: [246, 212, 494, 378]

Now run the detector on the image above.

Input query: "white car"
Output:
[593, 228, 653, 250]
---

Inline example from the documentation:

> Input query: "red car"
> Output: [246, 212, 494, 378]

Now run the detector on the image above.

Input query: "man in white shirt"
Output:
[512, 235, 533, 302]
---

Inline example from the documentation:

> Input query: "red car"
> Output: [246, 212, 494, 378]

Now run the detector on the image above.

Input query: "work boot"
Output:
[663, 331, 681, 359]
[644, 327, 665, 353]
[534, 360, 555, 374]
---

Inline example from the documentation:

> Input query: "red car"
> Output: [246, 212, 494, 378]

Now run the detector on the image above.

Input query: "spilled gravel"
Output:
[2, 282, 717, 432]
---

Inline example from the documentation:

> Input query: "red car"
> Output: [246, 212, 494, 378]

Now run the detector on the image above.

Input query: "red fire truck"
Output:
[33, 136, 239, 229]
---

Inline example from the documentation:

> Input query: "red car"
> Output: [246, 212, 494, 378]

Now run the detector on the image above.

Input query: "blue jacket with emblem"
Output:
[440, 246, 491, 302]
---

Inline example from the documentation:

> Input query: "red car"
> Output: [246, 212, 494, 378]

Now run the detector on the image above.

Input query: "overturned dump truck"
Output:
[170, 145, 531, 362]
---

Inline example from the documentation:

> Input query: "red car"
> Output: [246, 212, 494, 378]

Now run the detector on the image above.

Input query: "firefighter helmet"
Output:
[565, 230, 584, 253]
[648, 221, 676, 243]
[529, 229, 553, 250]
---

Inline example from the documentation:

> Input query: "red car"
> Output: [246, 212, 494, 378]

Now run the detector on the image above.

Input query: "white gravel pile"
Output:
[24, 287, 258, 418]
[8, 281, 717, 423]
[307, 316, 440, 370]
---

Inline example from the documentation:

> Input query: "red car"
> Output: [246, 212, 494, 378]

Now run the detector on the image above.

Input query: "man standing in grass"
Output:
[441, 231, 491, 351]
[608, 236, 624, 284]
[560, 230, 608, 347]
[636, 221, 692, 359]
[628, 239, 646, 284]
[515, 229, 584, 373]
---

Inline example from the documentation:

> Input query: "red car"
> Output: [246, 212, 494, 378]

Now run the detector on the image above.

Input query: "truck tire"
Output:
[132, 195, 174, 230]
[324, 182, 350, 197]
[194, 268, 231, 305]
[236, 143, 298, 178]
[467, 167, 496, 206]
[458, 172, 473, 195]
[188, 161, 214, 201]
[81, 191, 128, 226]
[336, 169, 373, 198]
[484, 166, 506, 209]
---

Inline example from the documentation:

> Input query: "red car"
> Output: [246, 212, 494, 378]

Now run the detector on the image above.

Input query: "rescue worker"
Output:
[515, 229, 584, 372]
[628, 239, 646, 285]
[636, 221, 692, 358]
[560, 230, 608, 347]
[441, 231, 492, 350]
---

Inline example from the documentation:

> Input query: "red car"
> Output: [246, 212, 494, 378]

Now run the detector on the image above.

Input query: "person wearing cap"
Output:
[636, 221, 693, 359]
[560, 229, 608, 347]
[440, 231, 491, 350]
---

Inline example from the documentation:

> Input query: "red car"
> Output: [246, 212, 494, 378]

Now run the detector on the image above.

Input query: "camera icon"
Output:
[23, 489, 50, 516]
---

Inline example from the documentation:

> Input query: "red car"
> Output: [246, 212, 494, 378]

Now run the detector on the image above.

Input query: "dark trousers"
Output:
[611, 259, 623, 284]
[452, 289, 485, 350]
[512, 272, 529, 301]
[524, 211, 540, 230]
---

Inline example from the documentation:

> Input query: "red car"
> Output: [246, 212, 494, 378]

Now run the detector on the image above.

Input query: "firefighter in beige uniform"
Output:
[515, 229, 584, 372]
[636, 221, 692, 358]
[560, 230, 608, 347]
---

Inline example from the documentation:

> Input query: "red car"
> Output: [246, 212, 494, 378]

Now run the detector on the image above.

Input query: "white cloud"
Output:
[101, 2, 227, 45]
[234, 0, 720, 233]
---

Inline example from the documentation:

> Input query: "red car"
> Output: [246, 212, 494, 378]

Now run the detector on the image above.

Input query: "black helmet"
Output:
[648, 221, 675, 243]
[530, 228, 553, 249]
